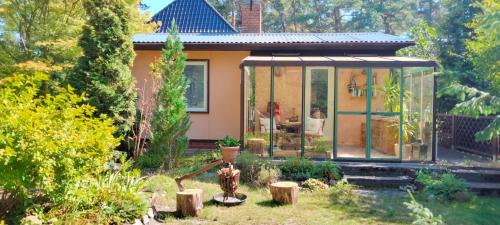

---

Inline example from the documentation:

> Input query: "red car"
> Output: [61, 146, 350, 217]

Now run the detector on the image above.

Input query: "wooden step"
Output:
[344, 175, 412, 188]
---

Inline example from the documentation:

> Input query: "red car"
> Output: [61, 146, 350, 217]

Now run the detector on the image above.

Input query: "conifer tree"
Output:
[150, 23, 190, 170]
[68, 0, 137, 137]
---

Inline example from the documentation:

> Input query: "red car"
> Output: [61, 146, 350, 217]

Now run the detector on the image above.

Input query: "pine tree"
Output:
[150, 23, 190, 170]
[68, 0, 137, 137]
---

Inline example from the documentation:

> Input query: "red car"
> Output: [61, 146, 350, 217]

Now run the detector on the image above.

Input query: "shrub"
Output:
[404, 192, 444, 225]
[236, 152, 280, 188]
[68, 0, 137, 137]
[279, 158, 315, 181]
[149, 23, 190, 171]
[279, 158, 343, 183]
[301, 178, 328, 192]
[416, 170, 470, 201]
[329, 179, 358, 206]
[41, 155, 148, 224]
[256, 164, 281, 188]
[0, 73, 118, 205]
[312, 161, 343, 184]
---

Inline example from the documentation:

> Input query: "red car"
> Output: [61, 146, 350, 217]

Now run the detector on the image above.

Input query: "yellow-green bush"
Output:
[47, 156, 147, 224]
[0, 73, 118, 203]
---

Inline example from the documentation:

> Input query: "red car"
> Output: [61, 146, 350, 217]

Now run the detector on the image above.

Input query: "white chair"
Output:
[304, 117, 325, 143]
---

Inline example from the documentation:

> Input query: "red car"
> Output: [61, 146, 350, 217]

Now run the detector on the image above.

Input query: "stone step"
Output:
[341, 164, 416, 177]
[451, 169, 500, 183]
[467, 182, 500, 196]
[344, 175, 412, 188]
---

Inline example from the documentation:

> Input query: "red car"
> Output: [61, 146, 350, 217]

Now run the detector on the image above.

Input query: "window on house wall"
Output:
[184, 60, 208, 112]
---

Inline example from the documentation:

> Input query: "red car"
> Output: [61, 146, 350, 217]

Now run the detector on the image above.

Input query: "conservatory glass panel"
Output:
[244, 66, 272, 157]
[402, 67, 434, 161]
[304, 67, 334, 159]
[370, 68, 401, 159]
[272, 67, 303, 158]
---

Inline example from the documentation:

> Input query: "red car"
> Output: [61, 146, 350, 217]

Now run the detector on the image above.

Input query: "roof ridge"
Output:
[151, 0, 237, 33]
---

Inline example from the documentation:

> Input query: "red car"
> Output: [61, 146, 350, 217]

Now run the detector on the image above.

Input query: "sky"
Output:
[142, 0, 173, 14]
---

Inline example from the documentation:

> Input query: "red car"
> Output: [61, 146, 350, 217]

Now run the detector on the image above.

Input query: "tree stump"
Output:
[247, 138, 266, 155]
[270, 181, 299, 205]
[176, 189, 203, 217]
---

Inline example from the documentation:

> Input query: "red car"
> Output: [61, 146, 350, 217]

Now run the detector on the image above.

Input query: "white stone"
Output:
[147, 207, 155, 218]
[142, 215, 149, 224]
[23, 215, 42, 225]
[133, 219, 143, 225]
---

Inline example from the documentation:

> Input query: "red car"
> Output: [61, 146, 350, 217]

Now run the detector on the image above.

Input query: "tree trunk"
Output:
[270, 182, 299, 205]
[333, 6, 342, 32]
[291, 0, 299, 32]
[176, 189, 203, 217]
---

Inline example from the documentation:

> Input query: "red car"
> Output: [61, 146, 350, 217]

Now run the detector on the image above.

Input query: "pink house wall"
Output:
[131, 50, 250, 140]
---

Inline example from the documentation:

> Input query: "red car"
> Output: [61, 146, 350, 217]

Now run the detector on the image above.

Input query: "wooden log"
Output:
[176, 189, 203, 217]
[270, 181, 299, 205]
[247, 138, 266, 155]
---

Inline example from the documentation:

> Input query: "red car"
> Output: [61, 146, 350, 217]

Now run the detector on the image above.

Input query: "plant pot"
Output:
[220, 145, 240, 163]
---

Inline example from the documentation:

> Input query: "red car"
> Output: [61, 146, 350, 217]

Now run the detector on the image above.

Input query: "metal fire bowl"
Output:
[213, 193, 247, 206]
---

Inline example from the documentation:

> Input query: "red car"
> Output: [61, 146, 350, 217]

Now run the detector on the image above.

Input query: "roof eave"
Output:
[133, 42, 415, 51]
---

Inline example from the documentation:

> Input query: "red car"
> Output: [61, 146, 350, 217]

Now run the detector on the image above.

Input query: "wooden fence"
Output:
[437, 114, 499, 160]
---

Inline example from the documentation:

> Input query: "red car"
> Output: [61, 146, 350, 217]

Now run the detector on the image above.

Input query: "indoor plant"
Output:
[217, 136, 241, 163]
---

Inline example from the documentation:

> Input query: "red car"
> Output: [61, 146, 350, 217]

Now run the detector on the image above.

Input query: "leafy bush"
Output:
[279, 158, 315, 181]
[217, 135, 241, 147]
[279, 158, 342, 182]
[404, 192, 444, 225]
[416, 170, 470, 201]
[236, 152, 280, 188]
[0, 73, 118, 204]
[329, 179, 358, 206]
[40, 156, 147, 224]
[312, 161, 343, 184]
[301, 178, 328, 192]
[256, 164, 281, 188]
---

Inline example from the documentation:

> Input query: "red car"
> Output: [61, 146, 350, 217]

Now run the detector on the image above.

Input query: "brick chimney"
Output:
[239, 0, 261, 33]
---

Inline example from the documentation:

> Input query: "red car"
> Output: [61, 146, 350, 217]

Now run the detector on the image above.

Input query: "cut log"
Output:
[270, 181, 299, 205]
[247, 138, 266, 155]
[176, 189, 203, 217]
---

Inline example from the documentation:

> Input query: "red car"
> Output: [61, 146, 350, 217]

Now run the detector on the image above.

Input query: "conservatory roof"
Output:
[240, 56, 436, 67]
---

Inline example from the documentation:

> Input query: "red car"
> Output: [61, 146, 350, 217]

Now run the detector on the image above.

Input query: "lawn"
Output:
[143, 173, 500, 225]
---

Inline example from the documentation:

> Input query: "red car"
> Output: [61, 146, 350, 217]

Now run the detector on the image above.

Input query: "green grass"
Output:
[144, 173, 500, 225]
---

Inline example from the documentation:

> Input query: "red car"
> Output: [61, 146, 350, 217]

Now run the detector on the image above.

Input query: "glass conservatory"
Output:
[240, 56, 436, 162]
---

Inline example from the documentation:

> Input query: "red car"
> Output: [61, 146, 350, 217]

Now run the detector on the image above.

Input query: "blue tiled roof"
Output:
[151, 0, 237, 33]
[134, 32, 413, 44]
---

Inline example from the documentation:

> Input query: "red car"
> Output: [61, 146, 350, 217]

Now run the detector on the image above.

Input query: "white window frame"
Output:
[185, 60, 209, 113]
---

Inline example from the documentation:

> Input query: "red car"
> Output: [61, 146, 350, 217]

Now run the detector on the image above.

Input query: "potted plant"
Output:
[394, 112, 419, 159]
[217, 136, 241, 163]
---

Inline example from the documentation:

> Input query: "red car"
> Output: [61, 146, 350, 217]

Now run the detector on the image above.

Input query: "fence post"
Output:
[451, 114, 455, 151]
[495, 137, 499, 161]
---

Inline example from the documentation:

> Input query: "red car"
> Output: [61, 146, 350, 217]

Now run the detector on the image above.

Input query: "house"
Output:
[132, 0, 437, 162]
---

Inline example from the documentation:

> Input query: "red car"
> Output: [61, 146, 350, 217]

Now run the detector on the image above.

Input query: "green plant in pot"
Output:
[379, 74, 419, 159]
[217, 136, 241, 163]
